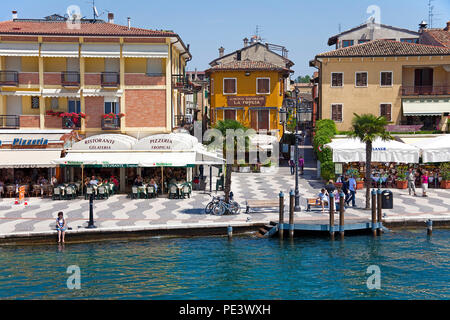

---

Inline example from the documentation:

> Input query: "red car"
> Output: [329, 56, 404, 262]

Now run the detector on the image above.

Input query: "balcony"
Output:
[172, 74, 194, 93]
[101, 117, 121, 130]
[174, 115, 193, 127]
[0, 115, 20, 129]
[401, 85, 450, 96]
[101, 72, 120, 87]
[0, 71, 19, 86]
[61, 72, 80, 87]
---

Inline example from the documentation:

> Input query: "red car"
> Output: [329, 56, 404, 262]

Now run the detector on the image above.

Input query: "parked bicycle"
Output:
[205, 196, 222, 214]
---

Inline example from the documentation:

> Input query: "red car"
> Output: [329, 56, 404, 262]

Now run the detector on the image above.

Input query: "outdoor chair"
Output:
[168, 184, 179, 199]
[181, 184, 191, 199]
[65, 187, 76, 200]
[97, 186, 108, 200]
[52, 188, 61, 200]
[32, 185, 41, 197]
[131, 186, 139, 199]
[147, 186, 156, 198]
[6, 186, 15, 198]
[85, 187, 94, 200]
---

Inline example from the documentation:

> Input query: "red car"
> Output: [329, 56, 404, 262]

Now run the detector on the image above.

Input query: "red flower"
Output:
[79, 113, 86, 119]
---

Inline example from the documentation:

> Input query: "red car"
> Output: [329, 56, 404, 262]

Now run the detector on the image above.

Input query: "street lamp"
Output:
[293, 88, 302, 212]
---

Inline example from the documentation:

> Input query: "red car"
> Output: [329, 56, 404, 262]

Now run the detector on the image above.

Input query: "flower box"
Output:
[356, 181, 364, 190]
[440, 180, 450, 189]
[239, 167, 251, 173]
[396, 180, 408, 189]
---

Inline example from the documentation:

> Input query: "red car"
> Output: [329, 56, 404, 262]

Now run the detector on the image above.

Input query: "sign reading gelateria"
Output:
[227, 96, 266, 107]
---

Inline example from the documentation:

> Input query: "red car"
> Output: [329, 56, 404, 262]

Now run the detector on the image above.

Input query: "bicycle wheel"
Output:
[230, 201, 241, 215]
[205, 201, 215, 214]
[212, 203, 225, 216]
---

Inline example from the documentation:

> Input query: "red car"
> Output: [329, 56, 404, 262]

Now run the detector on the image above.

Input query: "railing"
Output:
[101, 117, 121, 130]
[174, 115, 193, 127]
[0, 115, 20, 129]
[62, 116, 81, 130]
[101, 72, 120, 87]
[172, 74, 194, 93]
[401, 85, 450, 96]
[61, 71, 80, 87]
[0, 71, 19, 86]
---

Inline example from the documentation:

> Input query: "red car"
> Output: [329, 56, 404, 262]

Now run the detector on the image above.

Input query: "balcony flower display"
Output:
[103, 113, 125, 119]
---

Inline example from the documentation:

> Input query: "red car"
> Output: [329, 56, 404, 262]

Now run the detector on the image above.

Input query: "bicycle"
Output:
[205, 196, 222, 214]
[211, 199, 241, 216]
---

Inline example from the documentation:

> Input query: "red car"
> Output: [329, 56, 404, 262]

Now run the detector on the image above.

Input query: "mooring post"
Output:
[377, 189, 383, 236]
[427, 220, 433, 236]
[339, 192, 345, 239]
[371, 189, 377, 237]
[87, 193, 96, 229]
[227, 225, 233, 240]
[279, 191, 284, 239]
[329, 192, 335, 240]
[289, 190, 295, 239]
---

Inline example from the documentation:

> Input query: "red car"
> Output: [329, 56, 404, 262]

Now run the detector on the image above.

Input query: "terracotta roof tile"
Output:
[422, 29, 450, 48]
[0, 20, 176, 37]
[317, 39, 450, 58]
[206, 60, 290, 72]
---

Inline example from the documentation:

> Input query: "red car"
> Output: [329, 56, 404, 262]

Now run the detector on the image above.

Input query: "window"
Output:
[380, 72, 393, 86]
[223, 78, 236, 94]
[342, 40, 354, 47]
[331, 104, 343, 122]
[210, 79, 214, 95]
[104, 99, 119, 114]
[401, 38, 418, 43]
[250, 109, 270, 131]
[51, 98, 59, 110]
[31, 96, 40, 109]
[224, 109, 236, 120]
[68, 100, 81, 114]
[358, 39, 370, 44]
[380, 104, 392, 121]
[355, 72, 368, 87]
[257, 78, 270, 94]
[331, 73, 343, 87]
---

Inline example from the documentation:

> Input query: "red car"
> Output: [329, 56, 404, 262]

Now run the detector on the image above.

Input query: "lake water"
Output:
[0, 229, 449, 300]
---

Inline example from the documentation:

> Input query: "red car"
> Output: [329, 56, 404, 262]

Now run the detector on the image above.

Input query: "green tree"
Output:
[214, 119, 250, 203]
[295, 75, 312, 83]
[349, 114, 392, 209]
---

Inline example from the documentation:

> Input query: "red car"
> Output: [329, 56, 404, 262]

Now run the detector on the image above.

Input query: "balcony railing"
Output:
[62, 116, 81, 130]
[101, 117, 121, 130]
[401, 85, 450, 96]
[172, 74, 194, 93]
[0, 71, 19, 86]
[101, 72, 120, 87]
[0, 115, 20, 129]
[174, 115, 193, 127]
[61, 72, 80, 87]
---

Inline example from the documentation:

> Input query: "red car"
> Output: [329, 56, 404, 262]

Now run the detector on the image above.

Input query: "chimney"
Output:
[243, 38, 249, 47]
[127, 17, 131, 30]
[108, 13, 114, 24]
[12, 10, 18, 20]
[419, 20, 428, 33]
[219, 47, 225, 58]
[445, 21, 450, 31]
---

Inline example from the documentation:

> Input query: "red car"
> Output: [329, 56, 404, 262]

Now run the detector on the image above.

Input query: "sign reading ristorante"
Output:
[83, 137, 116, 150]
[227, 96, 266, 107]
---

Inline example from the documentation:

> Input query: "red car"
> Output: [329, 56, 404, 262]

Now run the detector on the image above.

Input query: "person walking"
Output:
[346, 175, 357, 208]
[299, 157, 305, 175]
[407, 168, 417, 196]
[342, 175, 350, 205]
[289, 159, 295, 175]
[422, 171, 429, 198]
[56, 212, 67, 243]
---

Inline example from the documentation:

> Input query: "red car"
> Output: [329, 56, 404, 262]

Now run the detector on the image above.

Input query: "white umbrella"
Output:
[412, 135, 450, 163]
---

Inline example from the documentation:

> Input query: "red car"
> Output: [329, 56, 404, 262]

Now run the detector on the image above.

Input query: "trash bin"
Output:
[381, 190, 393, 209]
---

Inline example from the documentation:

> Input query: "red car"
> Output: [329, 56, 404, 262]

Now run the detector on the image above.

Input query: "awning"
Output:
[0, 90, 41, 96]
[412, 135, 450, 163]
[83, 89, 123, 97]
[0, 150, 62, 168]
[195, 147, 225, 165]
[134, 152, 196, 167]
[0, 43, 39, 56]
[326, 138, 420, 163]
[81, 44, 120, 58]
[41, 43, 79, 58]
[122, 44, 168, 58]
[42, 89, 81, 98]
[403, 99, 450, 116]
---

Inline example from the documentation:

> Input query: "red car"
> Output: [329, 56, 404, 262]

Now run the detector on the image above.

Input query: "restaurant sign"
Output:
[71, 135, 136, 151]
[227, 96, 266, 107]
[0, 138, 49, 147]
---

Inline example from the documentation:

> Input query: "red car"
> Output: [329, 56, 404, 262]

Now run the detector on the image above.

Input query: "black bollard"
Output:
[377, 189, 382, 236]
[227, 225, 233, 240]
[427, 220, 433, 236]
[289, 190, 295, 239]
[87, 193, 96, 229]
[279, 191, 284, 239]
[371, 189, 377, 237]
[339, 192, 345, 239]
[329, 192, 335, 240]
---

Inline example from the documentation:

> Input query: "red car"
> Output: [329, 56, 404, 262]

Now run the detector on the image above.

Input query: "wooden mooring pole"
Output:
[371, 189, 377, 237]
[289, 190, 295, 239]
[227, 225, 233, 240]
[377, 189, 383, 236]
[329, 192, 335, 240]
[339, 192, 345, 239]
[427, 220, 433, 236]
[279, 191, 284, 239]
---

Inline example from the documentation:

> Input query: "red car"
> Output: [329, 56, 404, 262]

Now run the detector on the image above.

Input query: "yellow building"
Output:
[206, 60, 291, 134]
[311, 39, 450, 131]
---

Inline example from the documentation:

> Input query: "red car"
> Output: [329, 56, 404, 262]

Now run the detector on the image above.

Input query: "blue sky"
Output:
[1, 0, 449, 77]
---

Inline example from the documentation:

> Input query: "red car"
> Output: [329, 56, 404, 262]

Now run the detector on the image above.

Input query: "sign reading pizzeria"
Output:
[227, 96, 266, 107]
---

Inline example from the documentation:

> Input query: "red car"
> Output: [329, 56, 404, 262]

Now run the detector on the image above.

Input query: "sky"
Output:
[1, 0, 449, 78]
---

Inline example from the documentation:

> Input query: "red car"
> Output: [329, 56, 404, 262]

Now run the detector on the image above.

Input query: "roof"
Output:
[421, 29, 450, 48]
[209, 42, 294, 68]
[205, 60, 291, 73]
[0, 20, 176, 37]
[328, 22, 419, 46]
[316, 39, 450, 58]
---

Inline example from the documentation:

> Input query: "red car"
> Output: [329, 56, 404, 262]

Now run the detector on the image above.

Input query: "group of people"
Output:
[0, 175, 59, 197]
[407, 168, 432, 197]
[316, 176, 358, 213]
[133, 175, 159, 193]
[289, 157, 305, 175]
[83, 175, 119, 192]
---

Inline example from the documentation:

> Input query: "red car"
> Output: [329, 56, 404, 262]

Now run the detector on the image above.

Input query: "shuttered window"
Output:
[257, 78, 270, 94]
[331, 73, 343, 87]
[224, 109, 236, 120]
[223, 78, 236, 94]
[331, 104, 343, 122]
[380, 72, 393, 86]
[355, 72, 368, 87]
[380, 104, 392, 121]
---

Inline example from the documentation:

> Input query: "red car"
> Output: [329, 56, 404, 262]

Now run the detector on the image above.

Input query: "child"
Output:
[56, 212, 67, 243]
[316, 189, 329, 213]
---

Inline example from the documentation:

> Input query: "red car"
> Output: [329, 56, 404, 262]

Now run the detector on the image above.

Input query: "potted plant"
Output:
[440, 163, 450, 189]
[260, 161, 275, 173]
[356, 174, 365, 190]
[239, 163, 250, 173]
[396, 168, 408, 189]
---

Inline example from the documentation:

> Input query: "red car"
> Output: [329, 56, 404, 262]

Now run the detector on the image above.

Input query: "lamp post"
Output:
[294, 88, 301, 212]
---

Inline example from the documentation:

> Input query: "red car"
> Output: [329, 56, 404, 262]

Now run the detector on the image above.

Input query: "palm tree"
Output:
[214, 119, 250, 203]
[349, 114, 392, 209]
